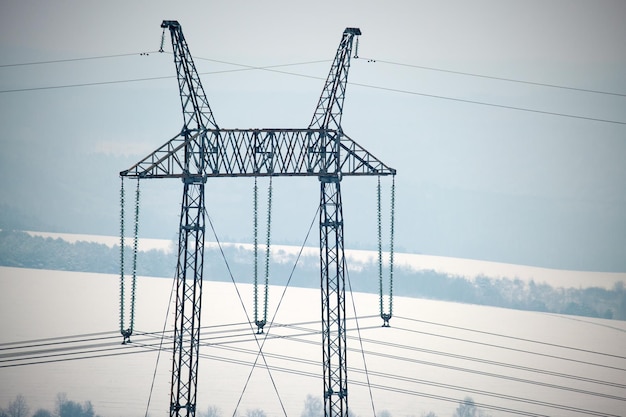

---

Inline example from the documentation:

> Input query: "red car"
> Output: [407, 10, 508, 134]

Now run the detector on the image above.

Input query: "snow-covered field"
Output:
[27, 231, 626, 289]
[1, 267, 625, 417]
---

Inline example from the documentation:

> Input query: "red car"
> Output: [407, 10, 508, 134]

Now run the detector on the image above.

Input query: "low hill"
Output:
[1, 229, 625, 320]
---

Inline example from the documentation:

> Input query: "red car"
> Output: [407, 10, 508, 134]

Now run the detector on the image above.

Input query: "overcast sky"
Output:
[1, 0, 625, 272]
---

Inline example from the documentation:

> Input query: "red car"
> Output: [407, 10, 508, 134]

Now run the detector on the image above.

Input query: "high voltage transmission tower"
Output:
[120, 20, 395, 417]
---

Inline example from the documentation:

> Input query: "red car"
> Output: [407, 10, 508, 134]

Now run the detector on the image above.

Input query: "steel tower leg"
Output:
[319, 174, 348, 417]
[170, 176, 205, 417]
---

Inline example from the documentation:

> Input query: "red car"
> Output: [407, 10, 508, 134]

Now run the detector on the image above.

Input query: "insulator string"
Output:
[378, 175, 395, 327]
[119, 176, 140, 343]
[253, 176, 273, 334]
[253, 177, 260, 328]
[388, 174, 396, 319]
[377, 176, 384, 320]
[263, 176, 273, 327]
[119, 177, 126, 337]
[130, 178, 140, 335]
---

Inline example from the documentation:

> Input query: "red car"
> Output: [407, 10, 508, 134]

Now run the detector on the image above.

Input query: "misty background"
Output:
[1, 0, 625, 273]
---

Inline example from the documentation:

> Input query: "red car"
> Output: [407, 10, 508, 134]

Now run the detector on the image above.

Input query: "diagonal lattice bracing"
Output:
[120, 129, 395, 179]
[121, 21, 394, 417]
[320, 175, 348, 416]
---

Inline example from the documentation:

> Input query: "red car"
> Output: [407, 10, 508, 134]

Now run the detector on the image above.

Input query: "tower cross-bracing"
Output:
[120, 20, 395, 417]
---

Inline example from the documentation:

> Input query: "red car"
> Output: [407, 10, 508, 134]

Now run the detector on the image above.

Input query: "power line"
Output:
[3, 320, 623, 415]
[135, 336, 623, 417]
[5, 314, 622, 388]
[6, 318, 620, 396]
[349, 80, 626, 125]
[0, 52, 159, 68]
[0, 57, 329, 94]
[199, 341, 621, 417]
[270, 322, 626, 390]
[188, 55, 626, 125]
[264, 323, 626, 398]
[132, 321, 626, 400]
[395, 315, 626, 361]
[5, 49, 623, 100]
[360, 57, 626, 98]
[1, 53, 624, 126]
[0, 75, 174, 93]
[0, 330, 119, 349]
[391, 322, 626, 372]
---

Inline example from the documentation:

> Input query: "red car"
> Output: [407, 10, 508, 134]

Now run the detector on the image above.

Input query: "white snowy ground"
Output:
[1, 267, 625, 417]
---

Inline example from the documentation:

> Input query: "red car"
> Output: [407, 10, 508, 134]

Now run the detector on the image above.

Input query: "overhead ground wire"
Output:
[1, 51, 624, 125]
[361, 56, 626, 98]
[0, 52, 160, 68]
[5, 49, 623, 98]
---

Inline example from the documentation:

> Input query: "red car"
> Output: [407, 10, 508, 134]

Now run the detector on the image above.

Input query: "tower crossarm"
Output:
[120, 128, 395, 179]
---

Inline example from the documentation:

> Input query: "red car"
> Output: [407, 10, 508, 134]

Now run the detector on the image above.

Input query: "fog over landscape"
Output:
[1, 0, 625, 272]
[1, 1, 625, 416]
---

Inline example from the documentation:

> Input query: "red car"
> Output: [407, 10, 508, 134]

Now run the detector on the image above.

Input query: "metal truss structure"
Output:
[120, 20, 395, 417]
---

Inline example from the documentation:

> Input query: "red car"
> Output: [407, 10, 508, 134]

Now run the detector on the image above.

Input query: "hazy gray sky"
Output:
[1, 0, 625, 271]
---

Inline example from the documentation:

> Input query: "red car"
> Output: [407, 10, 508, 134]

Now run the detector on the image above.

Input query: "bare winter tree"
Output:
[301, 395, 323, 417]
[244, 409, 267, 417]
[199, 405, 221, 417]
[6, 395, 29, 417]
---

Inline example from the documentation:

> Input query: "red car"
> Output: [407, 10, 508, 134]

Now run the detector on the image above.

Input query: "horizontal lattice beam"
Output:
[120, 128, 395, 179]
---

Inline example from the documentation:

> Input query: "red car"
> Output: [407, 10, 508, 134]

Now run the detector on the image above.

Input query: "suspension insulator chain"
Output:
[119, 177, 140, 344]
[377, 176, 384, 323]
[253, 177, 272, 334]
[253, 177, 260, 331]
[388, 175, 396, 323]
[262, 177, 273, 329]
[378, 175, 395, 327]
[130, 179, 140, 336]
[119, 177, 126, 340]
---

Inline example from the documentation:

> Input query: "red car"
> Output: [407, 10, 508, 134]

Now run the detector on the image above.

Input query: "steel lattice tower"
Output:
[120, 21, 395, 417]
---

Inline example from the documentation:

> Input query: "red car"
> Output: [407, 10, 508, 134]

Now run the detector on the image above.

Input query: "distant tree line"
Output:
[199, 394, 490, 417]
[0, 391, 529, 417]
[0, 394, 101, 417]
[1, 230, 625, 320]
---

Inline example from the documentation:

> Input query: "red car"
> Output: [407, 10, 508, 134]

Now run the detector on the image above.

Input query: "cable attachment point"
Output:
[381, 313, 392, 328]
[255, 320, 266, 334]
[121, 328, 132, 344]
